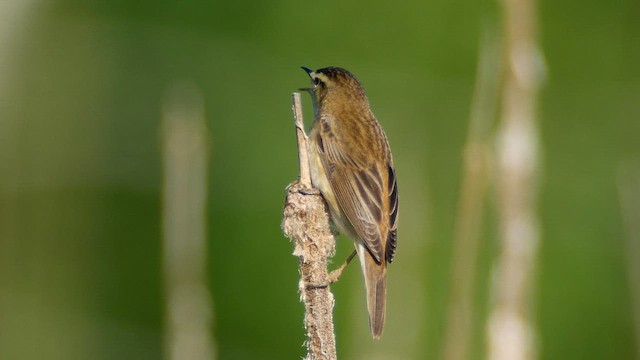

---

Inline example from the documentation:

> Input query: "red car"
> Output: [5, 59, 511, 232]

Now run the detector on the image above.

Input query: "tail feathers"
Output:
[358, 243, 387, 339]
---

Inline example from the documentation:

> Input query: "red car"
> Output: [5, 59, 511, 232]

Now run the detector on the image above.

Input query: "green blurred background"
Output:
[0, 0, 638, 359]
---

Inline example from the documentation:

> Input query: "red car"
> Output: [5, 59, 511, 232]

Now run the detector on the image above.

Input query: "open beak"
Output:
[301, 66, 314, 77]
[299, 66, 314, 92]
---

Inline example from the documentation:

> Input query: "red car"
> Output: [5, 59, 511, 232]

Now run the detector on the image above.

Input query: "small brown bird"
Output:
[302, 66, 398, 339]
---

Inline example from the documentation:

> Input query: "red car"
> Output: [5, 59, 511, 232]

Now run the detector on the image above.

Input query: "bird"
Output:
[301, 66, 398, 339]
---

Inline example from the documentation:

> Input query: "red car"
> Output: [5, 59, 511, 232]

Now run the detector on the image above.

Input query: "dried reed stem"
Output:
[282, 93, 338, 360]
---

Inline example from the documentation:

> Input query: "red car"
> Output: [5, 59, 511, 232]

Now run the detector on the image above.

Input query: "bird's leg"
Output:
[298, 187, 320, 196]
[306, 250, 357, 289]
[327, 249, 357, 283]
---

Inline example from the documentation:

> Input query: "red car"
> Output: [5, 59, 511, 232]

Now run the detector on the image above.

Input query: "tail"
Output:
[357, 243, 387, 339]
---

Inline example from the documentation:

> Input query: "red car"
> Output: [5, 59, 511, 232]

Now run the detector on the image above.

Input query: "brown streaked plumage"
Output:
[302, 66, 398, 339]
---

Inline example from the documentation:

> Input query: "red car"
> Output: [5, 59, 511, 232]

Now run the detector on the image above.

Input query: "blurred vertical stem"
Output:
[282, 93, 338, 360]
[162, 83, 215, 360]
[617, 165, 640, 360]
[487, 0, 545, 357]
[442, 30, 499, 360]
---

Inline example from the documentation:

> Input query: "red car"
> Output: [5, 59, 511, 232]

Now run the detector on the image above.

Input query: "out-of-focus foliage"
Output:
[0, 0, 638, 359]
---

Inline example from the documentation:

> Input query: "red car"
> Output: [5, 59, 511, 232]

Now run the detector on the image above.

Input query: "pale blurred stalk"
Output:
[162, 83, 215, 360]
[487, 0, 544, 357]
[442, 30, 499, 360]
[617, 165, 640, 360]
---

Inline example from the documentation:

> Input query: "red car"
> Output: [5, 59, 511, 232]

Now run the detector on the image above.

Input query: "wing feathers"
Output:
[386, 165, 399, 263]
[315, 117, 397, 264]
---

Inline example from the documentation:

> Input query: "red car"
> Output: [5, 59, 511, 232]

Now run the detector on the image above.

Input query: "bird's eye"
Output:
[313, 77, 321, 86]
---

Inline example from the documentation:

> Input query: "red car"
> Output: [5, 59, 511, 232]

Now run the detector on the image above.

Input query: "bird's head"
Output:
[300, 66, 368, 111]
